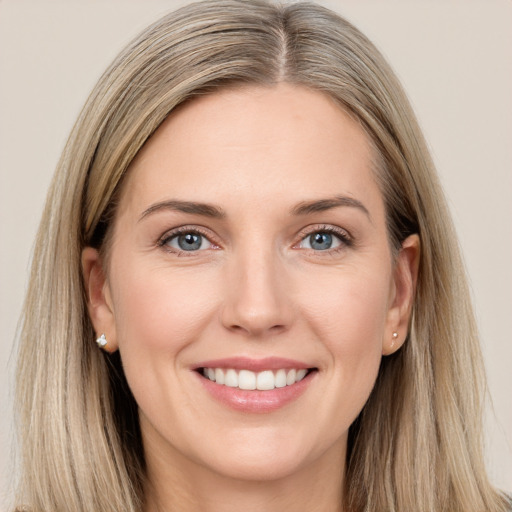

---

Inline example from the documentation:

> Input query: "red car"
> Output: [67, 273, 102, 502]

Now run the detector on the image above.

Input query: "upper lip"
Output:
[192, 357, 314, 372]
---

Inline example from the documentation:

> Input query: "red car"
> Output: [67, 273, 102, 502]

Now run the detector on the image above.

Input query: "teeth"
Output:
[275, 369, 287, 388]
[224, 369, 238, 388]
[256, 370, 274, 390]
[239, 370, 256, 390]
[296, 369, 307, 382]
[215, 368, 225, 385]
[201, 367, 310, 390]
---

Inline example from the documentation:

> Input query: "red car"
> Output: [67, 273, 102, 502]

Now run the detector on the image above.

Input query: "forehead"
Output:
[119, 83, 384, 219]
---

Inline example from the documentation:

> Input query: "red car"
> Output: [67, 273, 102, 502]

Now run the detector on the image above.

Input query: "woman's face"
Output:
[84, 84, 417, 483]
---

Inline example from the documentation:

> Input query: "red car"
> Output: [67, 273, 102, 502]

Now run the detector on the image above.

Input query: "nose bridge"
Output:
[221, 235, 292, 336]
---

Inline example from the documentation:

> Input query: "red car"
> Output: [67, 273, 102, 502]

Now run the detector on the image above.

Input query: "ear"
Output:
[82, 247, 118, 353]
[383, 234, 420, 355]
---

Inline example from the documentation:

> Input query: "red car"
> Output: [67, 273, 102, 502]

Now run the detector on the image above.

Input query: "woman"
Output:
[13, 1, 511, 511]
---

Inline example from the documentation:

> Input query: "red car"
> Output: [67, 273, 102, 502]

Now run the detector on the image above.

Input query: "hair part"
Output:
[15, 1, 509, 511]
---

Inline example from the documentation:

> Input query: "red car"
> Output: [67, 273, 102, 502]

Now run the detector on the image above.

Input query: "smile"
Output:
[193, 358, 318, 413]
[200, 367, 310, 390]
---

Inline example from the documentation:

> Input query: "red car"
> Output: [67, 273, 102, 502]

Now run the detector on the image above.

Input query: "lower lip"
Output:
[195, 370, 316, 413]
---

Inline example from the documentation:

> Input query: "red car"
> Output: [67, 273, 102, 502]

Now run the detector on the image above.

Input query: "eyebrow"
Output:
[138, 200, 226, 222]
[290, 195, 371, 219]
[138, 195, 370, 222]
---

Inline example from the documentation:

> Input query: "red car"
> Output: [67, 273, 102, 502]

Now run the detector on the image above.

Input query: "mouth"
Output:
[197, 367, 316, 391]
[192, 358, 318, 413]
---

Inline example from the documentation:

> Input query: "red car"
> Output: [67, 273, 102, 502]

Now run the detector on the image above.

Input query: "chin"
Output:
[189, 425, 341, 483]
[205, 450, 311, 482]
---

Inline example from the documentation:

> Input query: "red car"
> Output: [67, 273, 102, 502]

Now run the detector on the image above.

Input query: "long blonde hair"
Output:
[15, 1, 509, 511]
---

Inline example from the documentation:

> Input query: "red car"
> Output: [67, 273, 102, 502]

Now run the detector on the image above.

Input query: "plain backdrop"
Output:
[1, 0, 511, 508]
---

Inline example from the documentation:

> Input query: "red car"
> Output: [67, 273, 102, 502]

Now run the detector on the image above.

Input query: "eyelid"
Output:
[157, 225, 221, 254]
[156, 223, 353, 256]
[294, 224, 353, 250]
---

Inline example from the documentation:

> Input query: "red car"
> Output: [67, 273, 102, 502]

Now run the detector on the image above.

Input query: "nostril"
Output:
[269, 324, 287, 333]
[225, 322, 288, 337]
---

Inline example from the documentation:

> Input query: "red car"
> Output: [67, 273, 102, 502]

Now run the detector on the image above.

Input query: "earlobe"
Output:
[383, 234, 420, 355]
[81, 247, 118, 353]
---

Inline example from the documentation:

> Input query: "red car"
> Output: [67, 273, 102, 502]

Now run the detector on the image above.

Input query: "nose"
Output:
[220, 245, 294, 338]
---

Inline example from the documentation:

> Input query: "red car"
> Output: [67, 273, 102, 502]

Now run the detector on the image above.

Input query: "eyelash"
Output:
[157, 224, 353, 256]
[157, 226, 217, 256]
[295, 224, 353, 252]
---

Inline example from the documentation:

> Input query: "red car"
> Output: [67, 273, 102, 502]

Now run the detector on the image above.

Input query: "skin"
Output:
[83, 83, 419, 512]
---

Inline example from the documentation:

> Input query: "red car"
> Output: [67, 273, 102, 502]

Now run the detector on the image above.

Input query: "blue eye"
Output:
[310, 232, 334, 250]
[299, 230, 344, 251]
[164, 231, 212, 252]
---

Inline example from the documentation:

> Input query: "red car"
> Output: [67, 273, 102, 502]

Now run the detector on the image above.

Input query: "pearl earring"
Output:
[391, 331, 398, 349]
[96, 333, 107, 349]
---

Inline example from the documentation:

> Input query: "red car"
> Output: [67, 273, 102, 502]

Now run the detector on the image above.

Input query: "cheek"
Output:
[299, 264, 391, 402]
[108, 261, 223, 437]
[111, 261, 220, 355]
[302, 264, 391, 346]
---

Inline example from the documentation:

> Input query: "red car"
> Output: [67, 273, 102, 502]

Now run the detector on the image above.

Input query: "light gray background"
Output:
[1, 1, 511, 508]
